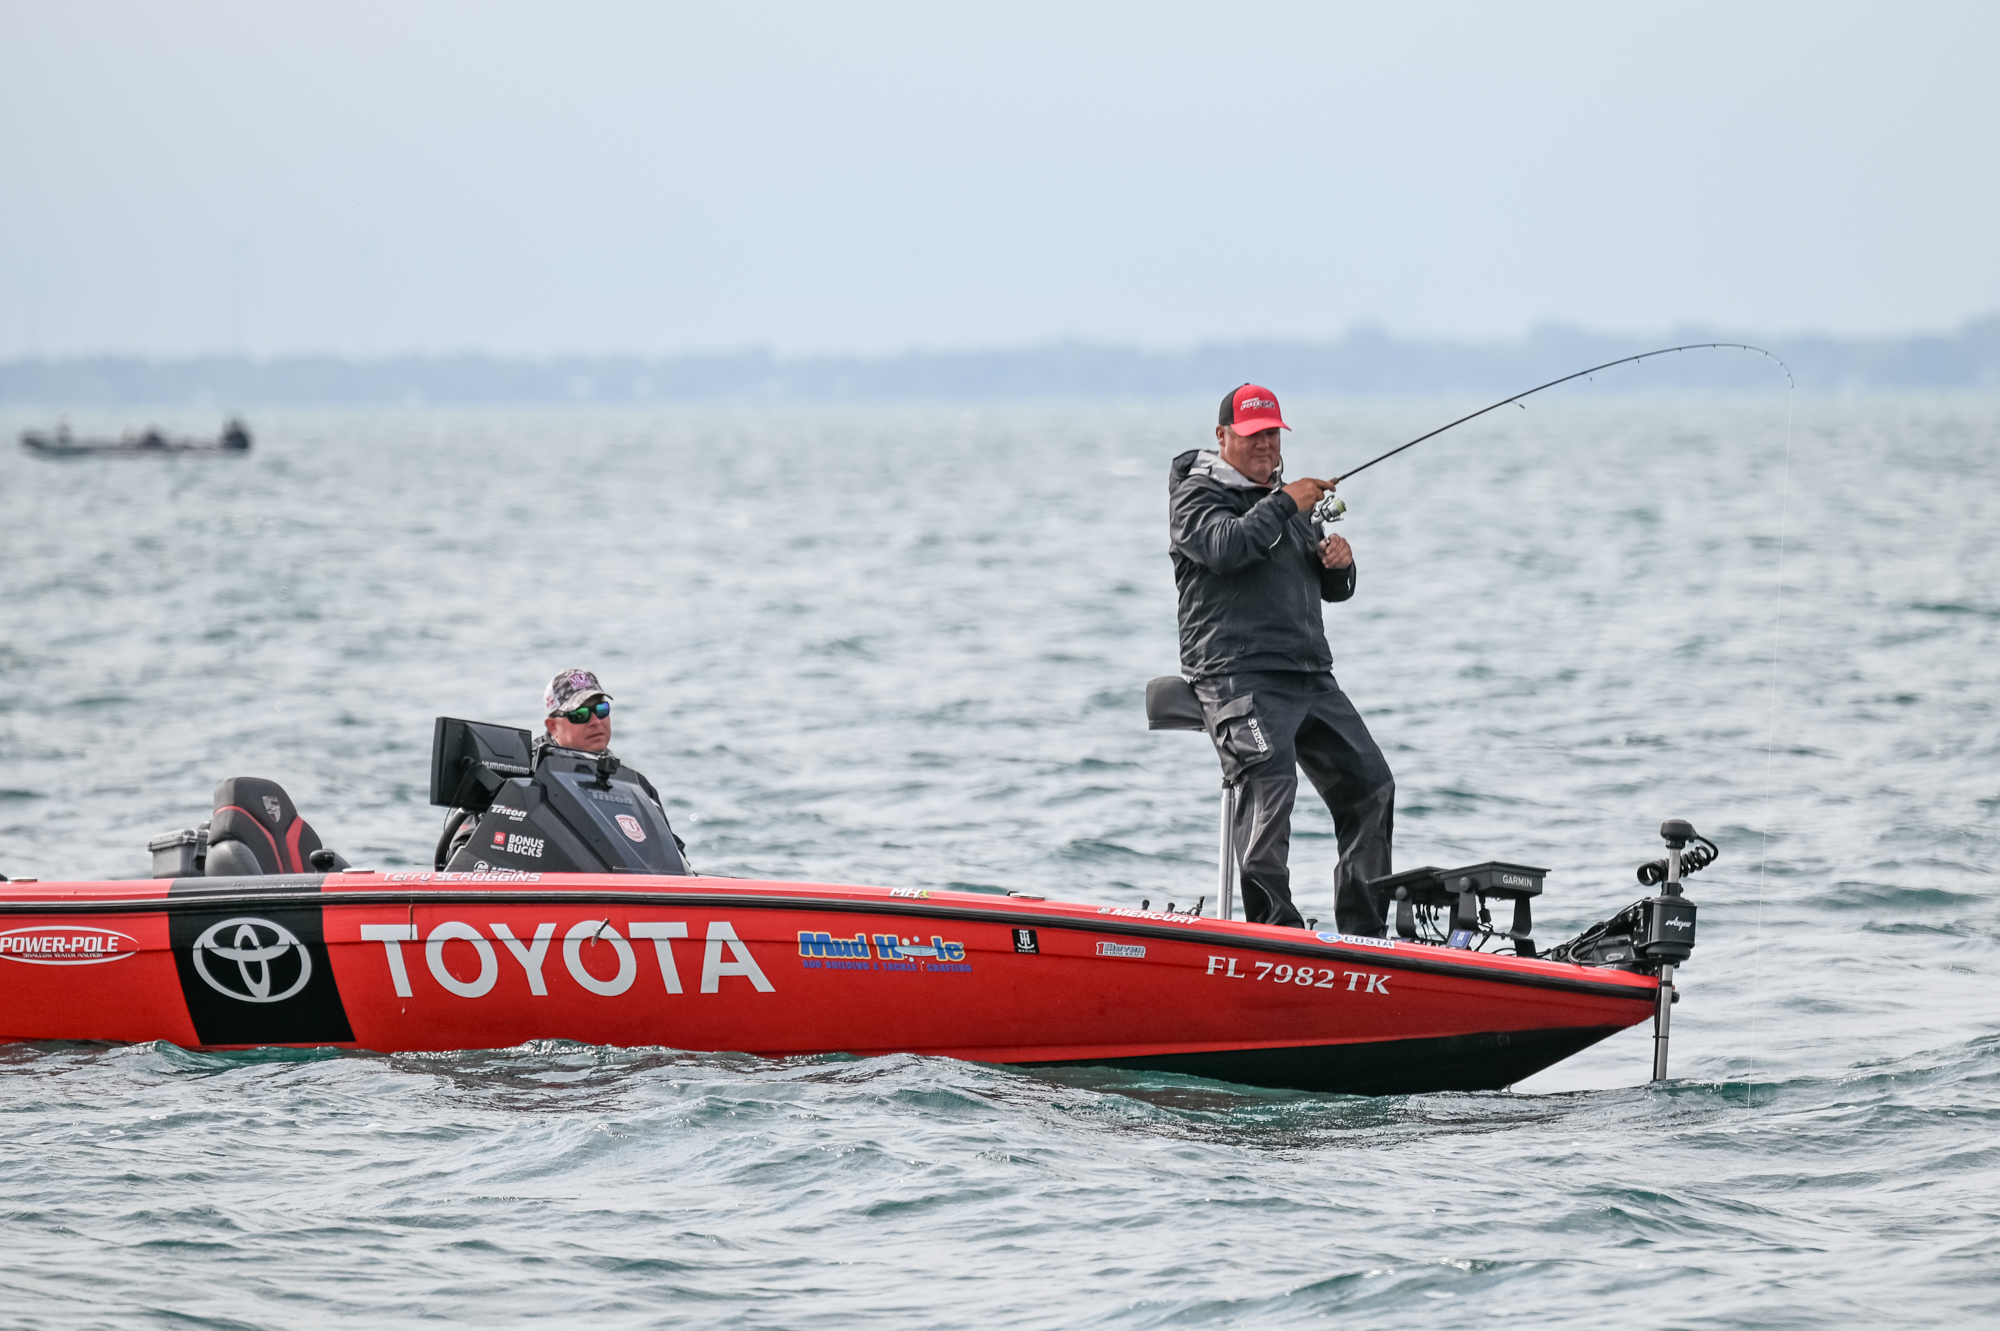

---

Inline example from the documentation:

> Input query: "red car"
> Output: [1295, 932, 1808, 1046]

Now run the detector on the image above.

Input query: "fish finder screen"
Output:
[429, 717, 535, 808]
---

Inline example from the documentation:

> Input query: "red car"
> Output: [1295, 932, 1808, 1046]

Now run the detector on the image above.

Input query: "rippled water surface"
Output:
[1, 396, 1996, 1327]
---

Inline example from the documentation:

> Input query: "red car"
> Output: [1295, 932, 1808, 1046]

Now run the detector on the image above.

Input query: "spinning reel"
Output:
[1310, 491, 1347, 528]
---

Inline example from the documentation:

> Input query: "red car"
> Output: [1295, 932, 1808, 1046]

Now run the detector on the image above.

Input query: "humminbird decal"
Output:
[0, 926, 138, 965]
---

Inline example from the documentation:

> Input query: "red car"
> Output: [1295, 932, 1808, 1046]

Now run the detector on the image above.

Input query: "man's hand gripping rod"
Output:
[1305, 342, 1791, 529]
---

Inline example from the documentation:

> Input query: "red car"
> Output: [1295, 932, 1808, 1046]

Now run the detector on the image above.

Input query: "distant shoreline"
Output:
[4, 319, 1995, 406]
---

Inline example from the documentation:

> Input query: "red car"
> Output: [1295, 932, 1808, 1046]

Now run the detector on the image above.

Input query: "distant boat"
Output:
[20, 418, 251, 458]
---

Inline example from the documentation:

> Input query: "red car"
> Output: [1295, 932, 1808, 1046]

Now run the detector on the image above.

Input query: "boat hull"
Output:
[0, 873, 1661, 1094]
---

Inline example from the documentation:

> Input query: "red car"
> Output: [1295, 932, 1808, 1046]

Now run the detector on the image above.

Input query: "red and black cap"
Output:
[1219, 383, 1289, 436]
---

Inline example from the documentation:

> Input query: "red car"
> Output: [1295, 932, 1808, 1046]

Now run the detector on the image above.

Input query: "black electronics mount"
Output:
[1366, 861, 1547, 956]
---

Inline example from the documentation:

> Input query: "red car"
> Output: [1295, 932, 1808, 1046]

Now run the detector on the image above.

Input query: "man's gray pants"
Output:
[1194, 671, 1394, 934]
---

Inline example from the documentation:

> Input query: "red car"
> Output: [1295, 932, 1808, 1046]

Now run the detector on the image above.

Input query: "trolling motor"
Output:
[1544, 819, 1711, 1080]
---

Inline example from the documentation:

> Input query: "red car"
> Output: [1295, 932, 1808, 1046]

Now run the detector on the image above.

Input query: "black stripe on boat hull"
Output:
[1031, 1025, 1628, 1096]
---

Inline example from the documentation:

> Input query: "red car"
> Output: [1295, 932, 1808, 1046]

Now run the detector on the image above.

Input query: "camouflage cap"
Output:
[545, 668, 613, 718]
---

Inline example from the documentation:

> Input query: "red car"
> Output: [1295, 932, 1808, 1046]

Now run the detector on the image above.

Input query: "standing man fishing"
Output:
[1168, 384, 1395, 933]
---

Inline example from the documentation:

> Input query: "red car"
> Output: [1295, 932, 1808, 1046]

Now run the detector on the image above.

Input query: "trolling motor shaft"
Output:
[1646, 819, 1705, 1081]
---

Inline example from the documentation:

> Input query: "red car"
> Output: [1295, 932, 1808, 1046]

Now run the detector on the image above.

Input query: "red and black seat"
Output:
[205, 777, 329, 877]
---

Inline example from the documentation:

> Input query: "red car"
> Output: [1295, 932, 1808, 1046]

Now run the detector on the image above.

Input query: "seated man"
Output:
[538, 666, 621, 761]
[441, 667, 687, 869]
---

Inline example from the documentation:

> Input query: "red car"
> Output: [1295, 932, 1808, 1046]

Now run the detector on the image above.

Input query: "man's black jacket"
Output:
[1168, 448, 1356, 679]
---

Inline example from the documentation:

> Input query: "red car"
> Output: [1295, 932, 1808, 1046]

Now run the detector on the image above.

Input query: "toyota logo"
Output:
[191, 916, 312, 1003]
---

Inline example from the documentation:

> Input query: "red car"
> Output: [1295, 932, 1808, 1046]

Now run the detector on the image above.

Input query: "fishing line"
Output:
[1750, 379, 1795, 1106]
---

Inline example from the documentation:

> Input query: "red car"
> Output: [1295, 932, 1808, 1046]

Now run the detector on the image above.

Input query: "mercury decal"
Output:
[191, 916, 313, 1003]
[1096, 906, 1201, 926]
[0, 925, 139, 966]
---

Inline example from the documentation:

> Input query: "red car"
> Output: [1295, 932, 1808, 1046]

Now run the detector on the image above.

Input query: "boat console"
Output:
[429, 717, 688, 876]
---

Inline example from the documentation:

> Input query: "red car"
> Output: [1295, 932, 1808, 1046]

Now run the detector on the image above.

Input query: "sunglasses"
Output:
[558, 701, 611, 723]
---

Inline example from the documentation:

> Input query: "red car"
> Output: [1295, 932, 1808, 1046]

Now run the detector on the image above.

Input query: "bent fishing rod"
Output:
[1333, 342, 1794, 485]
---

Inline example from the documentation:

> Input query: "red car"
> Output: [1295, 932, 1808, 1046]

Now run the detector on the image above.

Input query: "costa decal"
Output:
[614, 814, 645, 843]
[0, 925, 138, 966]
[191, 917, 313, 1003]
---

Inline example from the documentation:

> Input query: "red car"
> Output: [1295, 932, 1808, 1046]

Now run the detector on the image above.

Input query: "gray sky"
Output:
[3, 1, 1996, 358]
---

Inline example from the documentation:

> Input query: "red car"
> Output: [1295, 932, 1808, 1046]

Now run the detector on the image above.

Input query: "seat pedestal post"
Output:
[1217, 784, 1238, 921]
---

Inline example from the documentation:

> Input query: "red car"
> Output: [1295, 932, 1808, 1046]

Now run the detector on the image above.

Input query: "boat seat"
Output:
[1145, 676, 1206, 731]
[205, 777, 338, 876]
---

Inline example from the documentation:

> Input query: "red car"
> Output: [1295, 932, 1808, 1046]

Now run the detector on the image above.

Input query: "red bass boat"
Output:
[0, 706, 1711, 1095]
